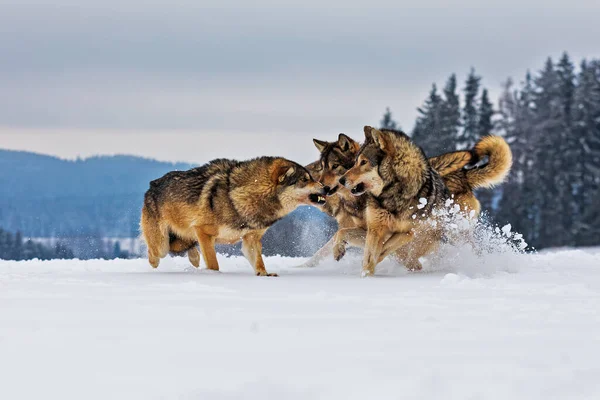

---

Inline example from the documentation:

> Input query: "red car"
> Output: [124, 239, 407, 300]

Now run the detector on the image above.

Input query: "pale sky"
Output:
[1, 0, 599, 164]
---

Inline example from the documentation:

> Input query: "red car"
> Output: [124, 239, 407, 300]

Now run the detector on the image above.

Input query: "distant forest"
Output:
[384, 52, 599, 250]
[0, 227, 74, 260]
[1, 51, 598, 258]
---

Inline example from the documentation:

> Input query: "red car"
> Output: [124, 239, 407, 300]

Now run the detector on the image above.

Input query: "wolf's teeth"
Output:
[318, 196, 325, 202]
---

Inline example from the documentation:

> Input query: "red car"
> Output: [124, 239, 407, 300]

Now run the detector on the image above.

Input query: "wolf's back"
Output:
[466, 136, 512, 189]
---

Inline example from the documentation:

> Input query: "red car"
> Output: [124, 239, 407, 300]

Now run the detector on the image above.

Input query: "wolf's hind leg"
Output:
[296, 236, 334, 268]
[141, 208, 169, 268]
[187, 246, 201, 268]
[384, 233, 439, 270]
[403, 236, 439, 271]
[375, 231, 414, 265]
[390, 245, 414, 269]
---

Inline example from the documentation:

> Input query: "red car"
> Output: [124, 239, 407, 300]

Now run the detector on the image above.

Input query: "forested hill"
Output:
[0, 150, 195, 237]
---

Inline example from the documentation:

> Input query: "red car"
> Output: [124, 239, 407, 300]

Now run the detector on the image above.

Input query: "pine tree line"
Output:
[0, 227, 135, 260]
[0, 227, 75, 260]
[381, 52, 600, 249]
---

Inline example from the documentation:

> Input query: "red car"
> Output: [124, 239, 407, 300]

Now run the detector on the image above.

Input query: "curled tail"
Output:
[429, 150, 473, 176]
[465, 135, 512, 189]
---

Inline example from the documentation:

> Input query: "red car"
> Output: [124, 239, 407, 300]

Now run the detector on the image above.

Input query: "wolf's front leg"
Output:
[242, 230, 277, 277]
[333, 228, 367, 261]
[194, 226, 220, 271]
[362, 229, 385, 277]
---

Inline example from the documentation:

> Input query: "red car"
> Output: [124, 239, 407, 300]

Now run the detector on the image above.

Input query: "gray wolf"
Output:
[141, 157, 326, 276]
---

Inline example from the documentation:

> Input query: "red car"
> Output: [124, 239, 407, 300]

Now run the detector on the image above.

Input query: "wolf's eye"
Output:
[331, 164, 339, 170]
[360, 160, 367, 166]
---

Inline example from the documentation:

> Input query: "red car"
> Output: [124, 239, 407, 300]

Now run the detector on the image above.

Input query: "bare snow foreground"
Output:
[1, 248, 600, 400]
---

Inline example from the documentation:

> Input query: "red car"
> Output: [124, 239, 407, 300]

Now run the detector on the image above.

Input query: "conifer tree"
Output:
[380, 107, 398, 130]
[458, 68, 481, 149]
[555, 52, 578, 243]
[436, 74, 461, 154]
[532, 57, 564, 247]
[412, 84, 443, 155]
[494, 74, 538, 243]
[477, 88, 494, 136]
[474, 87, 496, 213]
[13, 231, 23, 260]
[574, 59, 600, 245]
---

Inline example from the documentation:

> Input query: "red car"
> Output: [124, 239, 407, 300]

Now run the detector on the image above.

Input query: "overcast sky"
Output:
[1, 0, 599, 164]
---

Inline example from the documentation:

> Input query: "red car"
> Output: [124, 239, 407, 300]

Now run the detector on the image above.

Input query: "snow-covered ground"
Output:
[1, 247, 600, 399]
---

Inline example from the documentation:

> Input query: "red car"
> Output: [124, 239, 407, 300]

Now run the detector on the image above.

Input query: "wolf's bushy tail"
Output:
[429, 150, 473, 176]
[466, 136, 512, 189]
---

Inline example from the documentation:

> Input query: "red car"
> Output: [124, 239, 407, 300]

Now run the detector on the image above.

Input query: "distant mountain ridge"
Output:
[0, 149, 195, 199]
[0, 149, 334, 256]
[0, 149, 195, 237]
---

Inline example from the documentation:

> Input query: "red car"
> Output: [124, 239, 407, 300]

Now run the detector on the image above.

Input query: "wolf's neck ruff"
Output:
[226, 159, 287, 230]
[356, 129, 446, 218]
[339, 193, 367, 217]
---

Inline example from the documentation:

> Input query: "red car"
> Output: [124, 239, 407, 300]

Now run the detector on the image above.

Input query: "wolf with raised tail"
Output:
[338, 126, 512, 276]
[302, 130, 512, 269]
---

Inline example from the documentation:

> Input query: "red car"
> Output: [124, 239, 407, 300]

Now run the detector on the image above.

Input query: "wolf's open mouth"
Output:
[309, 193, 326, 205]
[350, 183, 365, 196]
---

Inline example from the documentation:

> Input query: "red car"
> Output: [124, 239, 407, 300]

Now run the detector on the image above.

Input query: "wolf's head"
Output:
[272, 159, 326, 208]
[339, 126, 428, 198]
[309, 133, 360, 196]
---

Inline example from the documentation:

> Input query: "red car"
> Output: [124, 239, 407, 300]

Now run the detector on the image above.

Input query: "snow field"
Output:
[1, 244, 600, 399]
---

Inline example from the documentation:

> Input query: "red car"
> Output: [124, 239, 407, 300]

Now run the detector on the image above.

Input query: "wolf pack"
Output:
[141, 126, 512, 277]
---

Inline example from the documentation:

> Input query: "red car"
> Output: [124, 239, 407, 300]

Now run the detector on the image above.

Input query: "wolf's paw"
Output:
[333, 242, 347, 261]
[405, 261, 423, 272]
[294, 261, 317, 268]
[187, 248, 201, 268]
[256, 271, 279, 277]
[360, 269, 375, 278]
[199, 268, 221, 274]
[149, 257, 160, 269]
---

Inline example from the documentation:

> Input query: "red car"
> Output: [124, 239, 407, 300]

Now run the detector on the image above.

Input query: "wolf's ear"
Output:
[271, 160, 296, 184]
[337, 133, 355, 152]
[277, 165, 296, 183]
[363, 126, 374, 141]
[371, 128, 392, 152]
[313, 139, 328, 153]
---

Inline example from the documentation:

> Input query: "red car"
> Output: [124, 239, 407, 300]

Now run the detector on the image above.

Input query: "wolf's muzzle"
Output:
[323, 185, 339, 197]
[309, 192, 327, 205]
[350, 183, 365, 196]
